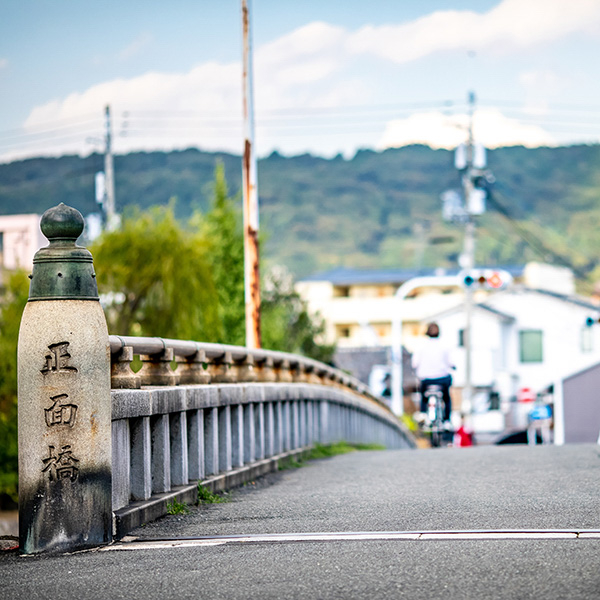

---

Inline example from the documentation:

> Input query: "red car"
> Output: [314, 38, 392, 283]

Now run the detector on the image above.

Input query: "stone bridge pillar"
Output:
[18, 203, 112, 553]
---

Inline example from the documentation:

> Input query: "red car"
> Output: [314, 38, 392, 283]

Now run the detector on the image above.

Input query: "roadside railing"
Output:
[109, 335, 415, 536]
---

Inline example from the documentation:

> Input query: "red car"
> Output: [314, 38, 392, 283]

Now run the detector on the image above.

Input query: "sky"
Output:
[1, 0, 600, 163]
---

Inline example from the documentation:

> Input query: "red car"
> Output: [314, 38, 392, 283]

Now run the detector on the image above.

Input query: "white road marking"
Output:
[101, 530, 600, 551]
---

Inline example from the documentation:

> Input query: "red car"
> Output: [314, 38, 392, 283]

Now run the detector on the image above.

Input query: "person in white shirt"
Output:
[412, 322, 454, 424]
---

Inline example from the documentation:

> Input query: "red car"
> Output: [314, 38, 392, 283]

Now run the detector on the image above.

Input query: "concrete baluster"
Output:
[208, 351, 235, 383]
[111, 345, 141, 389]
[112, 420, 130, 510]
[151, 414, 171, 493]
[255, 356, 277, 382]
[176, 349, 210, 385]
[231, 405, 244, 468]
[204, 407, 219, 476]
[169, 411, 188, 486]
[139, 348, 180, 387]
[243, 403, 256, 463]
[187, 409, 204, 480]
[130, 416, 151, 500]
[265, 402, 275, 457]
[275, 359, 294, 383]
[254, 402, 265, 460]
[234, 354, 258, 382]
[218, 406, 232, 473]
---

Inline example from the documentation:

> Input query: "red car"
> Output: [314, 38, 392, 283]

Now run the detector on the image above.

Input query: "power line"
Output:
[486, 190, 595, 288]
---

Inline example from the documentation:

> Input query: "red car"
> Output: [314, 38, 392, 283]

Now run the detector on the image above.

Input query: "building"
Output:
[296, 262, 574, 354]
[431, 285, 600, 436]
[297, 263, 599, 430]
[0, 214, 45, 274]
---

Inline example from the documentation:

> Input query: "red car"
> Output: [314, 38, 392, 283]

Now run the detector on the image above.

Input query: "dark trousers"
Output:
[420, 375, 452, 421]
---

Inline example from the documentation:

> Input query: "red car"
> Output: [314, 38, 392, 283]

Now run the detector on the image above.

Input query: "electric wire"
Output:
[486, 189, 595, 291]
[3, 98, 600, 154]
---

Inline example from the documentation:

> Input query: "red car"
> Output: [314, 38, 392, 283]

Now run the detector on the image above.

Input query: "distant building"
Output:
[296, 262, 595, 427]
[0, 214, 45, 273]
[431, 286, 600, 436]
[296, 262, 574, 354]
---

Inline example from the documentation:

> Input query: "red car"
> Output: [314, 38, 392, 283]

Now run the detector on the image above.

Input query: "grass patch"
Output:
[197, 484, 229, 504]
[166, 499, 189, 515]
[307, 441, 384, 459]
[279, 442, 386, 470]
[279, 456, 306, 470]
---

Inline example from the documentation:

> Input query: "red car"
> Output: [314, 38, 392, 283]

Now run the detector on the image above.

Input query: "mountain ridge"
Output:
[1, 144, 599, 283]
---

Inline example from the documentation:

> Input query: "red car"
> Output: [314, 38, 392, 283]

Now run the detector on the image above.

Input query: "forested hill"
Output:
[1, 144, 600, 283]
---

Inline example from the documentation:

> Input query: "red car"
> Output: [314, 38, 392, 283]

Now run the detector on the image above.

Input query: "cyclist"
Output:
[412, 322, 454, 428]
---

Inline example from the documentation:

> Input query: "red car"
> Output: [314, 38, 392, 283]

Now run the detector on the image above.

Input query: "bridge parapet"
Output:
[17, 203, 414, 555]
[108, 335, 372, 391]
[108, 335, 414, 536]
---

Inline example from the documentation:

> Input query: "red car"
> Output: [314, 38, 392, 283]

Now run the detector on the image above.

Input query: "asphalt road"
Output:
[1, 444, 599, 599]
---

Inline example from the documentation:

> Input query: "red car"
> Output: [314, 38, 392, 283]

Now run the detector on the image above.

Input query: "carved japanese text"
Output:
[41, 342, 78, 375]
[44, 394, 78, 427]
[41, 445, 80, 482]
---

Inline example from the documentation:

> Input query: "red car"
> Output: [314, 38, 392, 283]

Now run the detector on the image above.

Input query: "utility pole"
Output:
[462, 91, 476, 414]
[241, 0, 261, 349]
[103, 105, 118, 232]
[440, 90, 492, 415]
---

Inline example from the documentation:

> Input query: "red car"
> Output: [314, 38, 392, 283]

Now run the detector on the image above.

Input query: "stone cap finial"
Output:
[40, 202, 85, 243]
[28, 203, 99, 302]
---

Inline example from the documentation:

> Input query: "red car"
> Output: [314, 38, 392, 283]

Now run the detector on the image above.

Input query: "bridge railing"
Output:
[109, 335, 415, 536]
[17, 203, 414, 555]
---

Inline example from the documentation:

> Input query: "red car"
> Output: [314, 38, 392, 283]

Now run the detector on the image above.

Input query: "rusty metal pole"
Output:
[241, 0, 261, 348]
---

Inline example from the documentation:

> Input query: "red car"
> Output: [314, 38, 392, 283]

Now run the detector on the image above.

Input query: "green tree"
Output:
[196, 163, 334, 360]
[193, 162, 246, 345]
[0, 270, 29, 505]
[91, 203, 221, 341]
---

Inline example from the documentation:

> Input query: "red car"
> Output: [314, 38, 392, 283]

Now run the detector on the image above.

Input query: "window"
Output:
[519, 330, 543, 363]
[458, 329, 464, 348]
[336, 325, 351, 338]
[333, 286, 350, 297]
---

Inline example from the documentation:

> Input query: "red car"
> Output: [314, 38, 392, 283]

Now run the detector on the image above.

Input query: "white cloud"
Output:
[348, 0, 600, 63]
[378, 108, 556, 150]
[12, 0, 596, 161]
[0, 58, 8, 70]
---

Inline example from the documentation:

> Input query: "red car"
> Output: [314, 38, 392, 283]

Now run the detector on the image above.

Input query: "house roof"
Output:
[300, 265, 525, 285]
[427, 286, 599, 324]
[530, 287, 600, 311]
[427, 301, 516, 323]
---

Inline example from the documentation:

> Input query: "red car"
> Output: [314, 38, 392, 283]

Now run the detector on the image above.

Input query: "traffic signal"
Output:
[461, 269, 512, 290]
[585, 316, 600, 327]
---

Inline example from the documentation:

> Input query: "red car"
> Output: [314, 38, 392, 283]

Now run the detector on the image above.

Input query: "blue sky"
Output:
[1, 0, 600, 162]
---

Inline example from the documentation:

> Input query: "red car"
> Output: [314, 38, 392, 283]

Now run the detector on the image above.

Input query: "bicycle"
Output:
[423, 384, 445, 447]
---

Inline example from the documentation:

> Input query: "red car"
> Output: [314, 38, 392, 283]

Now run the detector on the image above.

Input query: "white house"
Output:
[431, 286, 600, 434]
[295, 262, 577, 356]
[297, 263, 600, 433]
